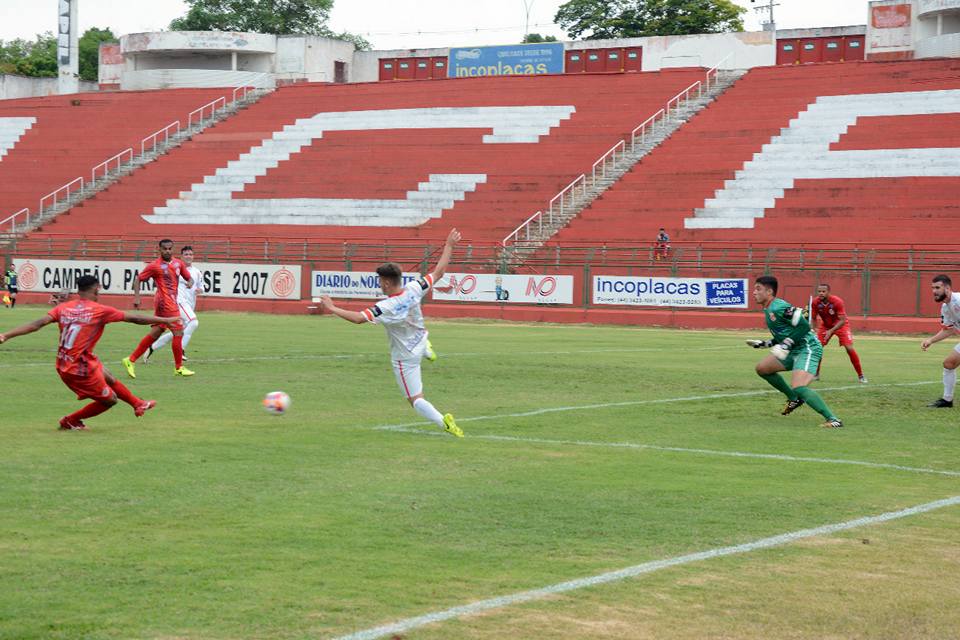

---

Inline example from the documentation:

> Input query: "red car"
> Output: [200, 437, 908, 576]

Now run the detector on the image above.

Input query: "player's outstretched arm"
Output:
[122, 313, 179, 326]
[429, 228, 461, 283]
[319, 295, 366, 324]
[922, 328, 956, 351]
[0, 315, 55, 344]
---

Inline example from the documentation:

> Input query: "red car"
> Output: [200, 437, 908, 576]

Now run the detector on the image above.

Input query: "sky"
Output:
[0, 1, 870, 48]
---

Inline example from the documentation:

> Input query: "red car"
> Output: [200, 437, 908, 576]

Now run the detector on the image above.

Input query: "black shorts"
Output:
[7, 287, 16, 295]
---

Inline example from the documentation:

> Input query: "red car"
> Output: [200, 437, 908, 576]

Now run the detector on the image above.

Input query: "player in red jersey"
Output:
[122, 239, 195, 378]
[0, 275, 178, 430]
[813, 284, 866, 383]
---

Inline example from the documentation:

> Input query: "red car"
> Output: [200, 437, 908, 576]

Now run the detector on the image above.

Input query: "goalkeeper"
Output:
[747, 275, 843, 428]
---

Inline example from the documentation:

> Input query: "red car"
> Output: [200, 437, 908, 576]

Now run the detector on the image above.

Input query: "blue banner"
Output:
[448, 43, 564, 78]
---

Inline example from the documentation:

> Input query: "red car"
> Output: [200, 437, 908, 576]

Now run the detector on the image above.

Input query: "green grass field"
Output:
[2, 306, 959, 640]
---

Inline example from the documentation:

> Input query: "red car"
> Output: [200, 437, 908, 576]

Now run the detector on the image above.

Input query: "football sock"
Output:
[847, 349, 863, 377]
[109, 380, 141, 408]
[943, 367, 956, 402]
[761, 373, 798, 401]
[10, 298, 14, 308]
[130, 334, 157, 361]
[151, 331, 172, 351]
[794, 386, 836, 420]
[172, 335, 184, 369]
[182, 319, 198, 349]
[67, 401, 111, 422]
[413, 398, 445, 428]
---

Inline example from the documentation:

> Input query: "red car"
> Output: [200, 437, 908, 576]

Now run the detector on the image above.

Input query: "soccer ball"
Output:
[262, 391, 291, 415]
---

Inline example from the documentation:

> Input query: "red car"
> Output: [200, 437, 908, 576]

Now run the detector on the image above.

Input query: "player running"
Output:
[747, 275, 843, 428]
[320, 228, 464, 438]
[921, 274, 960, 408]
[0, 275, 176, 430]
[122, 239, 195, 378]
[144, 245, 204, 363]
[813, 284, 866, 383]
[4, 264, 17, 308]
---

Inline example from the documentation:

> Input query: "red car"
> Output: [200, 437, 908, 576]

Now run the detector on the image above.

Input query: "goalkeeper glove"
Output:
[746, 339, 773, 349]
[783, 306, 805, 327]
[770, 337, 795, 360]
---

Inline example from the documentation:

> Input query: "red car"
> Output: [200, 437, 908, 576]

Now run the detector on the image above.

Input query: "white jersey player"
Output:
[921, 274, 960, 408]
[321, 228, 463, 437]
[145, 246, 204, 363]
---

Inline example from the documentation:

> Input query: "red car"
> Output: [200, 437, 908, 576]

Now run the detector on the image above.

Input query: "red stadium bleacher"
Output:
[549, 59, 960, 247]
[0, 89, 234, 222]
[28, 71, 706, 244]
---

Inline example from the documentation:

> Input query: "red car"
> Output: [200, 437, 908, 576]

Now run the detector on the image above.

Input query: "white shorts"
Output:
[954, 342, 960, 355]
[392, 358, 422, 399]
[178, 303, 197, 323]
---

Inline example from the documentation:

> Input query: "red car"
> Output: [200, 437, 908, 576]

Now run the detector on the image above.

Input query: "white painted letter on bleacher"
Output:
[144, 105, 575, 227]
[0, 117, 36, 161]
[685, 89, 960, 229]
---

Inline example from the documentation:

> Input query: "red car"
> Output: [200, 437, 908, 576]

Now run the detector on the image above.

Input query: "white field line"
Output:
[384, 427, 960, 478]
[333, 495, 960, 640]
[372, 380, 939, 432]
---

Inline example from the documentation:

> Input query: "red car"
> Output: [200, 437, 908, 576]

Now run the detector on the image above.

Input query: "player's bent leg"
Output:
[931, 348, 960, 407]
[756, 355, 799, 407]
[182, 318, 199, 350]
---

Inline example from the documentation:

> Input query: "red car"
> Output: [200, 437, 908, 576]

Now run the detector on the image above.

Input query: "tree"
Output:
[556, 0, 745, 40]
[79, 27, 117, 82]
[169, 0, 368, 47]
[0, 33, 58, 78]
[522, 33, 559, 43]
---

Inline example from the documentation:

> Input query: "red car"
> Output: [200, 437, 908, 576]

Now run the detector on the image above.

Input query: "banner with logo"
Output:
[448, 43, 564, 78]
[311, 271, 418, 299]
[13, 259, 301, 300]
[593, 276, 748, 308]
[432, 273, 573, 304]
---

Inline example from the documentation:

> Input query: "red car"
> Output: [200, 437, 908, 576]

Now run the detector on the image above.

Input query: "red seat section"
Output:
[28, 71, 705, 244]
[0, 89, 233, 220]
[548, 59, 960, 247]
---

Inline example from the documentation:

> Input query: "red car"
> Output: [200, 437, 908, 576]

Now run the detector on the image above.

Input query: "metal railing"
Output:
[548, 174, 587, 224]
[2, 88, 264, 238]
[502, 210, 543, 247]
[141, 121, 181, 156]
[591, 140, 626, 185]
[39, 177, 84, 217]
[92, 148, 133, 183]
[502, 56, 736, 248]
[188, 96, 227, 129]
[0, 208, 29, 234]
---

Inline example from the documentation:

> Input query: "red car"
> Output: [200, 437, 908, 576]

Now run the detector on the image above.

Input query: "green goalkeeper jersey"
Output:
[763, 297, 818, 350]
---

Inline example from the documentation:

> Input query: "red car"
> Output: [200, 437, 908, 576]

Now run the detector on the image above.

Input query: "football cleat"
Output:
[425, 340, 437, 363]
[58, 417, 88, 431]
[928, 398, 953, 408]
[782, 398, 805, 415]
[122, 357, 136, 379]
[174, 366, 195, 377]
[821, 418, 844, 429]
[442, 413, 463, 438]
[858, 375, 868, 384]
[134, 400, 157, 417]
[141, 346, 153, 364]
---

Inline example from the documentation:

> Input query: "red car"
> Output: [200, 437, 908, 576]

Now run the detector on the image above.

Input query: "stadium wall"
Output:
[0, 73, 97, 99]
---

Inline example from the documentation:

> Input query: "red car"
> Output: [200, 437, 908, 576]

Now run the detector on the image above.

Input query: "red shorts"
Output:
[153, 302, 183, 331]
[819, 325, 854, 347]
[58, 367, 113, 401]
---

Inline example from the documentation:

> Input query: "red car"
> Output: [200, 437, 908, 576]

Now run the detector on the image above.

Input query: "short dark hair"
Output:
[376, 262, 403, 284]
[181, 245, 194, 253]
[755, 275, 778, 295]
[817, 283, 830, 290]
[933, 274, 953, 287]
[77, 275, 99, 292]
[159, 239, 173, 247]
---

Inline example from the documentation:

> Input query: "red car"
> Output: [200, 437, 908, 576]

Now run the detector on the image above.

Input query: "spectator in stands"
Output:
[655, 228, 671, 261]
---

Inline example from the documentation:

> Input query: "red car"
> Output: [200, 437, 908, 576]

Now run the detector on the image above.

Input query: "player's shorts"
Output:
[392, 358, 423, 399]
[818, 326, 854, 347]
[781, 340, 823, 376]
[7, 286, 17, 295]
[58, 368, 113, 401]
[954, 342, 960, 355]
[153, 302, 184, 331]
[179, 303, 197, 324]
